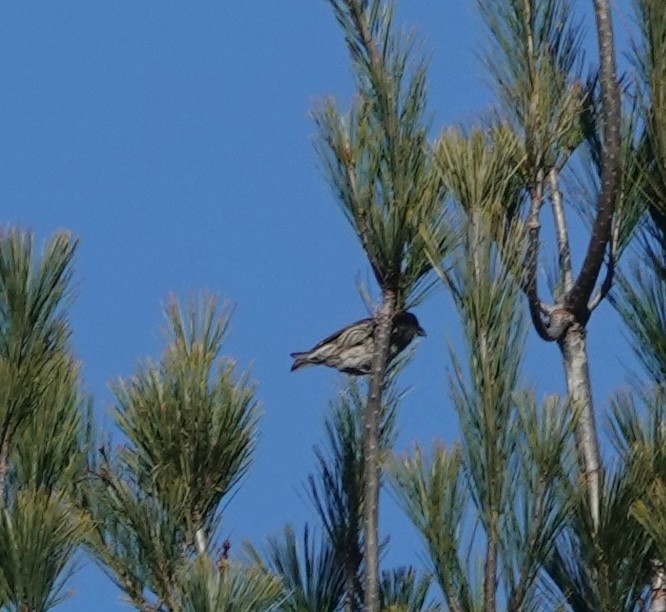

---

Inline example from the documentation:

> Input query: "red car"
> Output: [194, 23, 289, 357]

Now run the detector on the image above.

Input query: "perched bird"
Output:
[290, 311, 426, 375]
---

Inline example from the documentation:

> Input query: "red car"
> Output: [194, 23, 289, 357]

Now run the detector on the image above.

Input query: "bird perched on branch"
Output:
[290, 311, 426, 376]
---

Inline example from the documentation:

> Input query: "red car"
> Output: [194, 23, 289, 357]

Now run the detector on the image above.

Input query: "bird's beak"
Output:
[417, 326, 426, 337]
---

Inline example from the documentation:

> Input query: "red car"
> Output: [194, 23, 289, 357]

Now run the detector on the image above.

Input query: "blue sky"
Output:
[4, 1, 636, 609]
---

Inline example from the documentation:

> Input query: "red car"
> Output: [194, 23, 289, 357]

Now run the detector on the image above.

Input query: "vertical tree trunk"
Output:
[363, 291, 396, 612]
[558, 323, 601, 529]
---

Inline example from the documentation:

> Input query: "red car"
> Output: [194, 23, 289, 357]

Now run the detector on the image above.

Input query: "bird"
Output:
[290, 311, 426, 375]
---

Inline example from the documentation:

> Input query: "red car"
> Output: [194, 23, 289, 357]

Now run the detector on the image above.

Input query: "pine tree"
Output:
[0, 229, 89, 611]
[313, 2, 454, 606]
[392, 0, 663, 608]
[610, 1, 666, 609]
[80, 296, 281, 611]
[475, 0, 623, 534]
[393, 133, 573, 611]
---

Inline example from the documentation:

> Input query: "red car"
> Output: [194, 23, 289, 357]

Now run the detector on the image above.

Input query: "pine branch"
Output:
[391, 445, 472, 612]
[317, 3, 452, 609]
[83, 296, 259, 609]
[245, 524, 346, 612]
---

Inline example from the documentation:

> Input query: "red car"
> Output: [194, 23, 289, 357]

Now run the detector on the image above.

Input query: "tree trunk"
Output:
[558, 322, 601, 529]
[362, 291, 395, 612]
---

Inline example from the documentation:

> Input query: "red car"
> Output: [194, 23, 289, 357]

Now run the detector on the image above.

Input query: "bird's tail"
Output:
[290, 352, 313, 372]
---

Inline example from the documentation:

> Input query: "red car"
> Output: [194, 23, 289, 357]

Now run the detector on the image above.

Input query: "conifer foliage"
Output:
[81, 297, 279, 610]
[313, 2, 452, 606]
[0, 230, 88, 611]
[8, 1, 666, 610]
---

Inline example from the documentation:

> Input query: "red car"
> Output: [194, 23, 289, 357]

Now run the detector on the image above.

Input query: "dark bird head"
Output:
[393, 311, 426, 338]
[389, 311, 426, 358]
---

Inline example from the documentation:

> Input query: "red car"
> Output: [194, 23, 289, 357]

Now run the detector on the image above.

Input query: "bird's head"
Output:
[393, 311, 426, 338]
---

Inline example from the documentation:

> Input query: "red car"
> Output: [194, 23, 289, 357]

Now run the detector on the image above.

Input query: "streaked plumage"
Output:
[290, 311, 426, 375]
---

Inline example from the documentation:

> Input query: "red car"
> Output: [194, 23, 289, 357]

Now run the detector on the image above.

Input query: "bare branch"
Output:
[549, 168, 574, 296]
[564, 0, 621, 316]
[525, 174, 558, 341]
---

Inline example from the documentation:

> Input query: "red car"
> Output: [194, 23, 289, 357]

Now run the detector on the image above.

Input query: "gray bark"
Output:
[558, 323, 601, 529]
[362, 291, 395, 612]
[548, 169, 574, 296]
[194, 528, 207, 556]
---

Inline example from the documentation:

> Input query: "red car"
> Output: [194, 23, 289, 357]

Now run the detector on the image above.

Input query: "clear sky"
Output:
[4, 1, 636, 610]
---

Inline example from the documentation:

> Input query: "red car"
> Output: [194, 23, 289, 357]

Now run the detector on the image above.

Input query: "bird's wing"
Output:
[309, 317, 375, 351]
